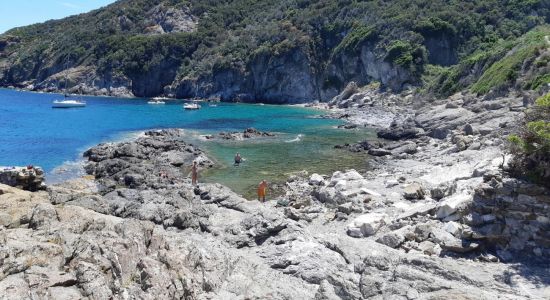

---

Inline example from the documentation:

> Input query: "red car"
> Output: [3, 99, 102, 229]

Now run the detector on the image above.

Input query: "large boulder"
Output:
[376, 226, 412, 248]
[347, 213, 387, 237]
[377, 127, 423, 141]
[436, 192, 473, 219]
[403, 183, 425, 200]
[309, 173, 326, 186]
[430, 181, 457, 200]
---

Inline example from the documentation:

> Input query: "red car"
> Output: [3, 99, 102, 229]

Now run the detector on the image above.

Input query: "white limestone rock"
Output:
[436, 192, 473, 219]
[347, 213, 387, 237]
[309, 173, 325, 186]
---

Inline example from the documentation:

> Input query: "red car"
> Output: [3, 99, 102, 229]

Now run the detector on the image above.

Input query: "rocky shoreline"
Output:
[1, 89, 549, 299]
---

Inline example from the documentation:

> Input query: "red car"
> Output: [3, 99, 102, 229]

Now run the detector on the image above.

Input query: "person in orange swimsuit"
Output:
[257, 180, 268, 202]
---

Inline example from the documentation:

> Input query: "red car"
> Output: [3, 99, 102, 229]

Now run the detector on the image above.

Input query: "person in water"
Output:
[234, 153, 242, 166]
[191, 161, 198, 186]
[257, 180, 268, 202]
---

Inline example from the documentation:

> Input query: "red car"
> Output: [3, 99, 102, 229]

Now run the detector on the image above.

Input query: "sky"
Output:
[0, 0, 117, 34]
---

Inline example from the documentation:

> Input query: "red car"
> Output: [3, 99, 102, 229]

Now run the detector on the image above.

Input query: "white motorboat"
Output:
[148, 100, 165, 105]
[52, 99, 86, 108]
[183, 102, 201, 110]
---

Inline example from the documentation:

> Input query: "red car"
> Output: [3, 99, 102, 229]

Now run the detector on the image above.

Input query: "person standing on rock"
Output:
[191, 161, 198, 186]
[257, 180, 268, 202]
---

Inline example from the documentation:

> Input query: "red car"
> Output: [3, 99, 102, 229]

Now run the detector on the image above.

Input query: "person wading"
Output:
[234, 153, 242, 166]
[191, 161, 198, 186]
[257, 180, 268, 202]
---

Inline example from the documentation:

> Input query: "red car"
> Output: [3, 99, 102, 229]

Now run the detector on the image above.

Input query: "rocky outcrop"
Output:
[0, 166, 45, 191]
[174, 48, 322, 103]
[144, 3, 198, 34]
[326, 86, 550, 264]
[472, 174, 550, 259]
[377, 119, 425, 141]
[327, 43, 414, 93]
[204, 127, 276, 141]
[2, 128, 549, 299]
[83, 129, 212, 192]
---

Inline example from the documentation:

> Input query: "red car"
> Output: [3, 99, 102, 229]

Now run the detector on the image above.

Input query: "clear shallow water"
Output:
[0, 89, 374, 196]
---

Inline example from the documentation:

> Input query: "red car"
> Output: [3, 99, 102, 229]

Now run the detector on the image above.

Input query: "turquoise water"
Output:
[0, 89, 373, 195]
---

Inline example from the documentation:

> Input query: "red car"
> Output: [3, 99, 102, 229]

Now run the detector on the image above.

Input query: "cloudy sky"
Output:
[0, 0, 116, 33]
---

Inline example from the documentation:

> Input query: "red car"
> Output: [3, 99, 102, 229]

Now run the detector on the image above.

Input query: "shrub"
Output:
[509, 93, 550, 186]
[333, 24, 376, 54]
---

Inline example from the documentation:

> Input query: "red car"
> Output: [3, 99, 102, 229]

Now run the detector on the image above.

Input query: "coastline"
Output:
[1, 88, 549, 298]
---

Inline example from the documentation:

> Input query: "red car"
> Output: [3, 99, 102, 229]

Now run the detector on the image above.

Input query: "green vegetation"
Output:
[471, 28, 549, 94]
[333, 24, 376, 54]
[525, 73, 550, 90]
[385, 40, 427, 74]
[1, 0, 550, 95]
[426, 25, 550, 97]
[509, 93, 550, 186]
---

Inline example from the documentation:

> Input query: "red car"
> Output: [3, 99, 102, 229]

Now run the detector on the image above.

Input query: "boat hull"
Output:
[183, 104, 201, 110]
[52, 100, 86, 108]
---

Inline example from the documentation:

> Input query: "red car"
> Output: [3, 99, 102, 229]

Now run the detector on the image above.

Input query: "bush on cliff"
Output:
[428, 26, 550, 97]
[509, 93, 550, 186]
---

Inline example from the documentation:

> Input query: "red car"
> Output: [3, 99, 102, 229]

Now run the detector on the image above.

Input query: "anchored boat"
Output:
[147, 100, 166, 105]
[52, 57, 86, 109]
[183, 102, 201, 110]
[52, 99, 86, 108]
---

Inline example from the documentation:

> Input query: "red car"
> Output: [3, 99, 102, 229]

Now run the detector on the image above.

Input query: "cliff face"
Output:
[174, 48, 322, 103]
[326, 42, 414, 93]
[0, 0, 547, 102]
[170, 45, 414, 103]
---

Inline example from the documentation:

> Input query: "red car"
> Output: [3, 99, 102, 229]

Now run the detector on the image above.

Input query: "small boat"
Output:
[52, 57, 86, 109]
[52, 99, 86, 108]
[151, 96, 170, 101]
[208, 104, 218, 107]
[148, 100, 165, 105]
[183, 102, 201, 110]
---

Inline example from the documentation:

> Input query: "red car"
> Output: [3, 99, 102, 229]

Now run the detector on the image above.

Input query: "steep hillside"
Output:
[0, 0, 549, 102]
[425, 25, 550, 98]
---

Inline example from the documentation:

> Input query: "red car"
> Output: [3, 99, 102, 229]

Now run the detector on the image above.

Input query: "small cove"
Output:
[0, 89, 375, 196]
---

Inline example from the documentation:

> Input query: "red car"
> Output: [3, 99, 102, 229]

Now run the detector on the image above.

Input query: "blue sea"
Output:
[0, 89, 373, 196]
